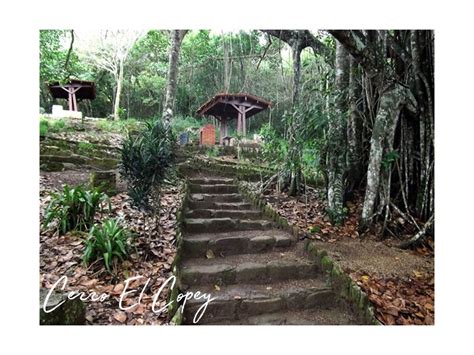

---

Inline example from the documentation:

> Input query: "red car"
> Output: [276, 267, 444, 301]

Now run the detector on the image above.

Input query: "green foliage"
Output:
[260, 123, 288, 166]
[119, 119, 175, 207]
[83, 218, 133, 273]
[39, 117, 68, 135]
[95, 118, 143, 134]
[43, 185, 110, 235]
[382, 150, 400, 171]
[50, 119, 66, 132]
[205, 145, 220, 158]
[77, 141, 96, 154]
[40, 119, 49, 137]
[39, 30, 86, 109]
[170, 115, 203, 142]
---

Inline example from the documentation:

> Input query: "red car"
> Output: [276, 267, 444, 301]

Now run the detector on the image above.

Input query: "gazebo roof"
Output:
[47, 79, 96, 100]
[196, 92, 271, 119]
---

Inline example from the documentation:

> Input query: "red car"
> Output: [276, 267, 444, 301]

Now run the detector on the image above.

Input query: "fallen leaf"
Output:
[113, 311, 127, 323]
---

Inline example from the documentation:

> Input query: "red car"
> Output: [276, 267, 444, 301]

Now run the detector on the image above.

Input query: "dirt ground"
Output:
[312, 239, 433, 279]
[40, 170, 127, 193]
[40, 169, 183, 325]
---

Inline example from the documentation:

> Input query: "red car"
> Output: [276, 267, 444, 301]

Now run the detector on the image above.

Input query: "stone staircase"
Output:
[177, 175, 363, 325]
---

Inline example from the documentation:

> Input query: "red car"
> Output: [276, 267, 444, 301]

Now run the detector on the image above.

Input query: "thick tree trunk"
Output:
[346, 57, 363, 189]
[162, 30, 188, 126]
[360, 84, 410, 230]
[327, 41, 349, 223]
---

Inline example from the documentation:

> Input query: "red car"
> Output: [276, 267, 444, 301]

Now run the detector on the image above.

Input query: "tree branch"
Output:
[64, 30, 75, 75]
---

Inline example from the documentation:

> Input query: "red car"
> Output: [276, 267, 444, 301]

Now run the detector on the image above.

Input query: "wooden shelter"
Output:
[47, 79, 96, 112]
[196, 93, 271, 144]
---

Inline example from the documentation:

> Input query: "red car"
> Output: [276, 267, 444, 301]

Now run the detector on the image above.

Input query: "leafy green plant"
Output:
[205, 145, 219, 158]
[49, 119, 67, 132]
[119, 119, 175, 208]
[83, 218, 133, 273]
[43, 185, 110, 234]
[40, 119, 49, 137]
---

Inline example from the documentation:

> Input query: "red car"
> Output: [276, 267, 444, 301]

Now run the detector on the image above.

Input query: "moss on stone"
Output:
[40, 288, 85, 325]
[321, 256, 334, 274]
[358, 291, 368, 311]
[170, 306, 183, 325]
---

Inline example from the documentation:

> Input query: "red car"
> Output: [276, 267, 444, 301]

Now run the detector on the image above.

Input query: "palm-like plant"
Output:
[43, 185, 110, 234]
[83, 218, 132, 273]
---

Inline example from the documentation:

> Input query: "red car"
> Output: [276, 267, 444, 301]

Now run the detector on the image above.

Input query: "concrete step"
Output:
[187, 201, 253, 211]
[205, 306, 363, 325]
[189, 177, 234, 185]
[178, 249, 319, 288]
[189, 193, 243, 203]
[182, 278, 337, 324]
[189, 184, 239, 194]
[185, 209, 262, 220]
[182, 229, 294, 258]
[183, 218, 273, 234]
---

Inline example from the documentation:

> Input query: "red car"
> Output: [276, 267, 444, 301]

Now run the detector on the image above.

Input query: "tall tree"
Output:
[329, 30, 424, 231]
[262, 30, 328, 195]
[162, 30, 188, 126]
[327, 41, 349, 223]
[81, 30, 142, 120]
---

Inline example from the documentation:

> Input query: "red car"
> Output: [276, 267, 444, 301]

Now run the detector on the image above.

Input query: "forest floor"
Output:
[40, 172, 183, 325]
[39, 120, 434, 325]
[252, 182, 435, 325]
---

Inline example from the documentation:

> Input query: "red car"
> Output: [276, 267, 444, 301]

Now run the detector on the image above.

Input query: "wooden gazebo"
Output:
[196, 93, 271, 144]
[47, 79, 96, 111]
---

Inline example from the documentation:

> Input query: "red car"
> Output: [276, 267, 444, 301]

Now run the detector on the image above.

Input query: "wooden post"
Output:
[219, 118, 224, 145]
[237, 112, 242, 134]
[72, 90, 78, 111]
[241, 105, 247, 136]
[67, 87, 73, 111]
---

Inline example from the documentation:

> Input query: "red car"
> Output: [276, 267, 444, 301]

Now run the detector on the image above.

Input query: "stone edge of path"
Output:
[236, 179, 382, 326]
[167, 177, 190, 325]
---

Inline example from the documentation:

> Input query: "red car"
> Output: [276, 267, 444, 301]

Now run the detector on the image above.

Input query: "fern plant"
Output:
[43, 185, 110, 234]
[83, 218, 133, 273]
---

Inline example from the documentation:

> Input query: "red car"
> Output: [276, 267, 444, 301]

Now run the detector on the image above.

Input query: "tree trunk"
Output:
[327, 41, 349, 223]
[360, 84, 409, 230]
[162, 30, 188, 126]
[113, 60, 124, 120]
[346, 57, 363, 189]
[287, 38, 303, 196]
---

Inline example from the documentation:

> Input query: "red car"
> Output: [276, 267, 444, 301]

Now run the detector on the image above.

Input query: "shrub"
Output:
[49, 119, 66, 133]
[43, 185, 110, 234]
[205, 145, 219, 158]
[119, 119, 175, 208]
[83, 218, 132, 273]
[40, 119, 49, 137]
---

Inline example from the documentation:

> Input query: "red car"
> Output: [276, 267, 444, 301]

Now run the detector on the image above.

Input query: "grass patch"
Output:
[95, 118, 143, 134]
[39, 117, 69, 136]
[77, 141, 96, 155]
